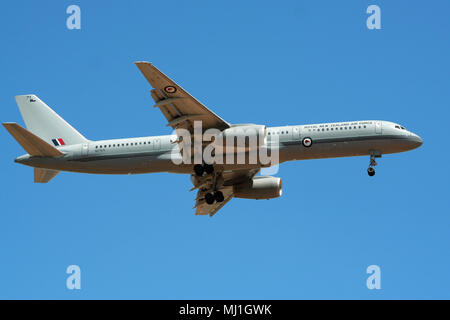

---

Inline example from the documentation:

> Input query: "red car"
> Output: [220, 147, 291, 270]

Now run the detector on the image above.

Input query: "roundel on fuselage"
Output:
[302, 137, 312, 147]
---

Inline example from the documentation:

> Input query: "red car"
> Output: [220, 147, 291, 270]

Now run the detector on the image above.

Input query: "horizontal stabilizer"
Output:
[2, 122, 64, 157]
[34, 168, 59, 183]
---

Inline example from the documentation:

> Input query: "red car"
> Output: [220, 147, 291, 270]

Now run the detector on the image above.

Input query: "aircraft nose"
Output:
[409, 133, 423, 148]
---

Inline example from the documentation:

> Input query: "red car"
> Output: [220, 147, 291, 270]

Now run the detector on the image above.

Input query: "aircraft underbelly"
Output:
[283, 138, 412, 161]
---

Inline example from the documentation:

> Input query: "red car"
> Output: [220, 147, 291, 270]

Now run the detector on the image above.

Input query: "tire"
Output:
[205, 193, 215, 205]
[194, 164, 204, 176]
[204, 164, 214, 174]
[214, 191, 224, 203]
[368, 167, 375, 176]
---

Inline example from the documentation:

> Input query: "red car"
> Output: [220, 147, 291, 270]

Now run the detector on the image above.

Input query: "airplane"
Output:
[3, 62, 423, 216]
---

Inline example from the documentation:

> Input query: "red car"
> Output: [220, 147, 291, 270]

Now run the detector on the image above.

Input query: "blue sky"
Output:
[0, 0, 449, 299]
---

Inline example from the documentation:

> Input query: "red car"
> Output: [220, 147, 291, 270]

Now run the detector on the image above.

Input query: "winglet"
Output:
[3, 122, 64, 157]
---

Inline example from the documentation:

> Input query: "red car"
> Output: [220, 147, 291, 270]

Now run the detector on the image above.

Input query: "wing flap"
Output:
[195, 187, 234, 217]
[191, 169, 260, 216]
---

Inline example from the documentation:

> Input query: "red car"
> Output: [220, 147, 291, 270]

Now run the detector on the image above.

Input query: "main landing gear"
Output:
[205, 191, 224, 205]
[192, 164, 224, 206]
[194, 163, 214, 176]
[367, 151, 381, 177]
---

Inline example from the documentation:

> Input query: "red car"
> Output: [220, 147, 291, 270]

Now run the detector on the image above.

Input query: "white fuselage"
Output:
[16, 120, 423, 174]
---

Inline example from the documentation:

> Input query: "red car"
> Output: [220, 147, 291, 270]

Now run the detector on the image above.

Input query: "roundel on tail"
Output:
[302, 137, 313, 147]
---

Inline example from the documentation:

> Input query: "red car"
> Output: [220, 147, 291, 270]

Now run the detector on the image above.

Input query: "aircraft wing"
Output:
[195, 186, 234, 216]
[135, 62, 230, 132]
[192, 168, 260, 217]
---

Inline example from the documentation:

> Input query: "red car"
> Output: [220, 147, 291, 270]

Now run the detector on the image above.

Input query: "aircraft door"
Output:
[154, 138, 161, 150]
[375, 121, 382, 134]
[292, 126, 300, 140]
[81, 143, 89, 156]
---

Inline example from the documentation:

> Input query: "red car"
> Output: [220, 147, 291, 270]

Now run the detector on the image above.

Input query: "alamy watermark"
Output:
[66, 265, 81, 290]
[366, 5, 381, 30]
[366, 265, 381, 290]
[66, 5, 81, 30]
[169, 121, 280, 173]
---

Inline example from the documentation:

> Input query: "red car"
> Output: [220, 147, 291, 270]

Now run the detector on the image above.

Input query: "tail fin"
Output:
[2, 123, 64, 157]
[15, 95, 88, 146]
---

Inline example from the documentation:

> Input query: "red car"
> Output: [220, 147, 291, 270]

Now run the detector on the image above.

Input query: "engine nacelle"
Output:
[233, 176, 282, 199]
[217, 124, 266, 151]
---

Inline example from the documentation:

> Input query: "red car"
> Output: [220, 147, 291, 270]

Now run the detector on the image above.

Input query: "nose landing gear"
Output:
[368, 151, 381, 177]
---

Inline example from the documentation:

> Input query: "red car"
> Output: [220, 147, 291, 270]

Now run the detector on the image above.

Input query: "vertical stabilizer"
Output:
[15, 95, 88, 146]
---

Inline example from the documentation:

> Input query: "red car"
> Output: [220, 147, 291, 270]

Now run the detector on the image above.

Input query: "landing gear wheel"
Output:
[194, 164, 204, 176]
[214, 191, 224, 203]
[204, 164, 214, 174]
[205, 193, 215, 205]
[367, 151, 381, 177]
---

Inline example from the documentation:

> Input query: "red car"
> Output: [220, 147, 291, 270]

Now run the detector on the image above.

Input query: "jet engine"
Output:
[233, 176, 282, 199]
[215, 124, 266, 152]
